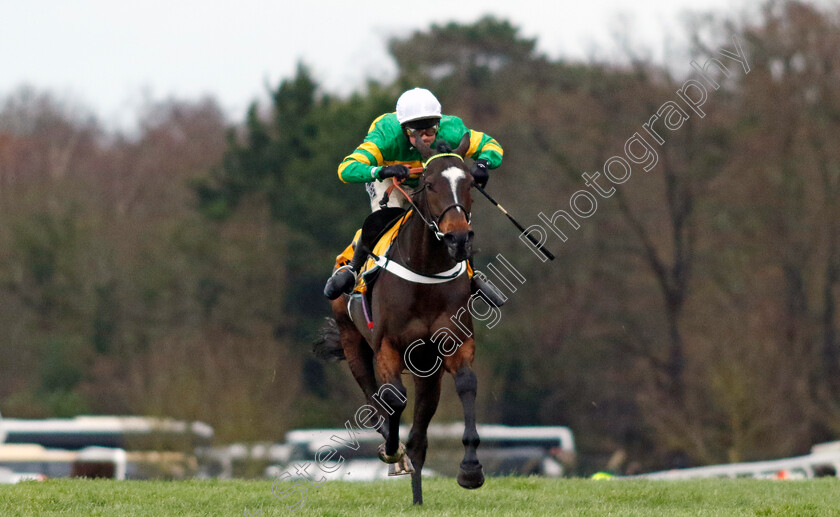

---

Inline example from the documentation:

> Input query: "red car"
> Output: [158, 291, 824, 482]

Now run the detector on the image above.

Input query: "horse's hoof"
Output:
[457, 463, 485, 489]
[378, 442, 406, 464]
[388, 454, 415, 476]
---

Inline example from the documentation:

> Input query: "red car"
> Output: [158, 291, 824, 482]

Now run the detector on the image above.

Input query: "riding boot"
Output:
[470, 262, 507, 307]
[324, 244, 369, 300]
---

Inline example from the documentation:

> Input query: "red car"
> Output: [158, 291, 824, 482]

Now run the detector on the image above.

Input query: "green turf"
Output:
[1, 477, 840, 516]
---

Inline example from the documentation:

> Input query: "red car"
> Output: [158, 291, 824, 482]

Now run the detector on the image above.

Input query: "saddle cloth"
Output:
[333, 211, 413, 294]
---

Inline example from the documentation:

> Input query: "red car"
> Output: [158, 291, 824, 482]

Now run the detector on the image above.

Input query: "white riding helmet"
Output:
[396, 88, 441, 125]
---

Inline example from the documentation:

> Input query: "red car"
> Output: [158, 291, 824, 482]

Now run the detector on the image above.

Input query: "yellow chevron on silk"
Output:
[382, 160, 423, 169]
[468, 130, 484, 156]
[367, 113, 389, 133]
[483, 141, 503, 156]
[358, 141, 383, 165]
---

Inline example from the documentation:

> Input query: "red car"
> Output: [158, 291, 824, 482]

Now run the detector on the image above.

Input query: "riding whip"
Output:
[473, 184, 556, 261]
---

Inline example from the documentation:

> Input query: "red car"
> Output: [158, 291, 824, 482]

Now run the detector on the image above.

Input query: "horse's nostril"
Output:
[467, 230, 475, 242]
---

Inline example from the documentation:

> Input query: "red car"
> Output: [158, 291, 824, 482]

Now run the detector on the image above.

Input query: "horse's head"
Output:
[413, 132, 474, 263]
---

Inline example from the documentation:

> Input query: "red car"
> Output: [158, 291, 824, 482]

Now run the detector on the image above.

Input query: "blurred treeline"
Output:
[1, 0, 838, 473]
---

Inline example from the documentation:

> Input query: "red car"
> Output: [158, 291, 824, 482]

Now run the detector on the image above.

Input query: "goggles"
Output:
[405, 124, 439, 137]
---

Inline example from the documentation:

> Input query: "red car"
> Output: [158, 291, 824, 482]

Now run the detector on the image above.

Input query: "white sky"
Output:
[0, 0, 756, 130]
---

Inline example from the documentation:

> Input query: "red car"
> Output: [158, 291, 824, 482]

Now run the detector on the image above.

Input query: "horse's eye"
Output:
[425, 182, 435, 192]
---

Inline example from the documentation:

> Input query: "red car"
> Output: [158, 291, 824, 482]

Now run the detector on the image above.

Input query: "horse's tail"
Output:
[312, 317, 346, 362]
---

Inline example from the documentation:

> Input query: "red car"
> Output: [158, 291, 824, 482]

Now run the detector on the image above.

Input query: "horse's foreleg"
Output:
[375, 338, 408, 459]
[407, 373, 442, 505]
[452, 364, 484, 489]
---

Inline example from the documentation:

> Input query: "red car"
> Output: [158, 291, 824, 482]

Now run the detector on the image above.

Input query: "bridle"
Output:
[397, 152, 471, 241]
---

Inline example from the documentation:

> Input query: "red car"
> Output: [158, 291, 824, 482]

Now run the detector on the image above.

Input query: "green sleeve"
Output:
[337, 113, 401, 183]
[438, 115, 503, 169]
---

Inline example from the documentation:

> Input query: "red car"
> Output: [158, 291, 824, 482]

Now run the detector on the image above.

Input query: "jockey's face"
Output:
[409, 130, 436, 149]
[405, 122, 439, 149]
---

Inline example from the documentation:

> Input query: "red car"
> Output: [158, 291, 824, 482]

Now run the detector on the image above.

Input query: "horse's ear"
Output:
[454, 132, 471, 158]
[412, 130, 436, 160]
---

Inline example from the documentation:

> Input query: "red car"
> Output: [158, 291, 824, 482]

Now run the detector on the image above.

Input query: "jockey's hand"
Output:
[378, 164, 410, 182]
[471, 159, 489, 188]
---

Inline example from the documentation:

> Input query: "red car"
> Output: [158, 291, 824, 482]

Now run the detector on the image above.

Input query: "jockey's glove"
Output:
[471, 159, 489, 188]
[378, 164, 410, 181]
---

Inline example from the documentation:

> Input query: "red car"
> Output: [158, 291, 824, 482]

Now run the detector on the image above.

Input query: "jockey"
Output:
[323, 87, 506, 305]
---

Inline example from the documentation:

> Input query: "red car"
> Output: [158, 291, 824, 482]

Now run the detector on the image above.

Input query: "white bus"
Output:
[1, 415, 213, 451]
[0, 442, 200, 481]
[0, 416, 211, 481]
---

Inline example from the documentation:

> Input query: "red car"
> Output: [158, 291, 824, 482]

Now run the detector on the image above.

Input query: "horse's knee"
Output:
[375, 382, 408, 416]
[454, 368, 477, 397]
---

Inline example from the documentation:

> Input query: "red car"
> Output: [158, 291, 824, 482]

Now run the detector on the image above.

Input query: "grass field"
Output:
[2, 477, 840, 516]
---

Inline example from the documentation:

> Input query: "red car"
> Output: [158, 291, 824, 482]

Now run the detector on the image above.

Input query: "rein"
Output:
[380, 180, 444, 239]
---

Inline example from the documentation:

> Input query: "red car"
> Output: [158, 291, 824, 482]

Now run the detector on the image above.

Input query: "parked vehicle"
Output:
[634, 443, 840, 480]
[0, 466, 46, 484]
[0, 416, 211, 480]
[267, 423, 575, 480]
[1, 415, 212, 451]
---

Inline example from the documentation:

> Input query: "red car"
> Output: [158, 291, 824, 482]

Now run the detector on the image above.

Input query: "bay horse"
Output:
[315, 133, 484, 505]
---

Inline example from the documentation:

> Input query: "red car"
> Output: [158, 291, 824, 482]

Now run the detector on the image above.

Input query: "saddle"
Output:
[356, 207, 412, 294]
[344, 207, 410, 331]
